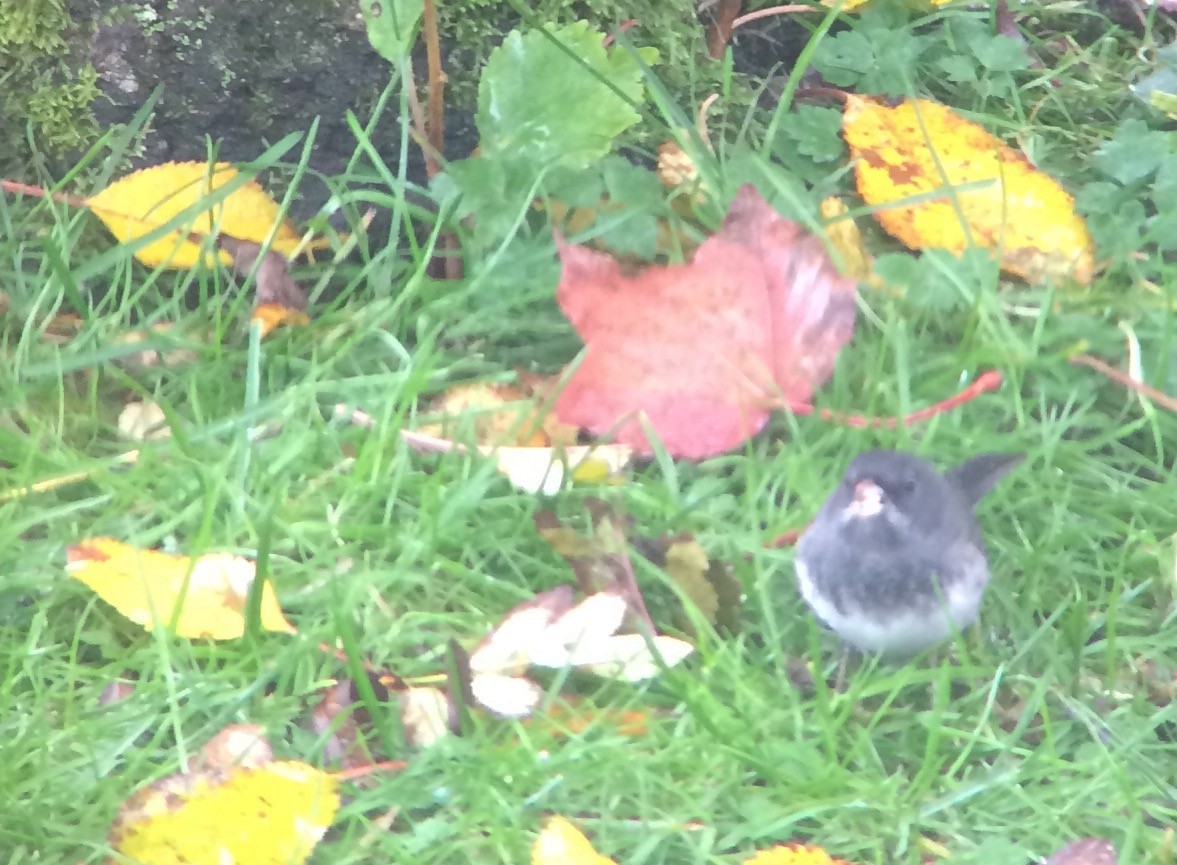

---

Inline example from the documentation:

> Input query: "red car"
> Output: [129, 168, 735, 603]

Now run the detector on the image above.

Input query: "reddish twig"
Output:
[731, 4, 815, 32]
[1, 179, 89, 209]
[1071, 353, 1177, 414]
[706, 0, 743, 59]
[332, 760, 409, 781]
[602, 19, 638, 47]
[791, 369, 1004, 428]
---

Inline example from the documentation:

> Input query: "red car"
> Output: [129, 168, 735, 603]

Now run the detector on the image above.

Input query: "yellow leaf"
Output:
[533, 816, 619, 865]
[842, 96, 1094, 285]
[109, 756, 338, 865]
[66, 538, 296, 639]
[743, 844, 857, 865]
[820, 197, 880, 287]
[86, 161, 303, 270]
[251, 303, 311, 337]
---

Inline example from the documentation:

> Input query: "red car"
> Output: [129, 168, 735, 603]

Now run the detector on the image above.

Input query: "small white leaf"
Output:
[400, 687, 454, 747]
[575, 634, 696, 682]
[548, 591, 628, 649]
[471, 673, 543, 719]
[469, 586, 575, 675]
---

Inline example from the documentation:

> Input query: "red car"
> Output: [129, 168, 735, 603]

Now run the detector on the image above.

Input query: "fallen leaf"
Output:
[1043, 839, 1118, 865]
[108, 724, 338, 865]
[220, 236, 308, 310]
[417, 382, 575, 447]
[636, 533, 743, 634]
[820, 196, 886, 289]
[400, 429, 631, 496]
[469, 586, 577, 677]
[117, 400, 171, 441]
[554, 632, 696, 682]
[399, 686, 457, 747]
[842, 95, 1094, 285]
[535, 700, 650, 737]
[251, 303, 311, 337]
[470, 672, 545, 720]
[553, 183, 857, 458]
[742, 844, 857, 865]
[111, 323, 201, 368]
[533, 816, 619, 865]
[66, 538, 295, 639]
[87, 161, 303, 270]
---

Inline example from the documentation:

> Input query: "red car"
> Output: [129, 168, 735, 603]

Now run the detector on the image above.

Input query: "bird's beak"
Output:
[846, 479, 885, 518]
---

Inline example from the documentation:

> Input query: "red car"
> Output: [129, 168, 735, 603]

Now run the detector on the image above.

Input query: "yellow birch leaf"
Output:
[533, 816, 619, 865]
[251, 303, 311, 337]
[819, 197, 879, 286]
[86, 161, 303, 270]
[66, 538, 295, 639]
[743, 845, 857, 865]
[842, 95, 1094, 285]
[109, 746, 338, 865]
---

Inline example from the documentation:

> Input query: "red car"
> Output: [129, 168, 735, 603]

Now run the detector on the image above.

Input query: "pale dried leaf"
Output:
[471, 673, 544, 719]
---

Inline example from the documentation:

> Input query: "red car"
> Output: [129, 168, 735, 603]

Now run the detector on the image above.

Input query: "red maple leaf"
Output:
[553, 184, 858, 458]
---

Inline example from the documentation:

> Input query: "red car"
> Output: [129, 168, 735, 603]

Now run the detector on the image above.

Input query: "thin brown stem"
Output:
[1071, 353, 1177, 414]
[421, 0, 445, 181]
[420, 0, 463, 280]
[731, 4, 815, 31]
[706, 0, 743, 59]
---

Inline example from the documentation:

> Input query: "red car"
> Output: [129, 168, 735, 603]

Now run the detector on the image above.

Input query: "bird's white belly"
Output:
[794, 559, 984, 656]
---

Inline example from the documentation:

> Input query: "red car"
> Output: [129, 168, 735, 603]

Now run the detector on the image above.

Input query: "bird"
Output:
[793, 449, 1023, 657]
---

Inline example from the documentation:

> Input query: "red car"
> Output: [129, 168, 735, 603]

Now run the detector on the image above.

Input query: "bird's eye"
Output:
[898, 479, 916, 495]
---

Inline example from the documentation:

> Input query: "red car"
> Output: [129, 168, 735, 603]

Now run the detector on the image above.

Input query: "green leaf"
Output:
[360, 0, 423, 61]
[780, 105, 845, 164]
[477, 21, 648, 168]
[813, 30, 874, 87]
[971, 35, 1030, 73]
[1094, 120, 1172, 185]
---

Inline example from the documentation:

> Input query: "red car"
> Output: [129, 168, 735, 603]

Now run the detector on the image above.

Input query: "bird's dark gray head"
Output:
[837, 450, 953, 528]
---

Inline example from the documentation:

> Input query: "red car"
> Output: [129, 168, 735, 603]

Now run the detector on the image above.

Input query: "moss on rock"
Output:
[0, 0, 99, 174]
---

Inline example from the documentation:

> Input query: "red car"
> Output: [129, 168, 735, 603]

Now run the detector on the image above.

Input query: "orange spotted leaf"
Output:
[843, 95, 1094, 285]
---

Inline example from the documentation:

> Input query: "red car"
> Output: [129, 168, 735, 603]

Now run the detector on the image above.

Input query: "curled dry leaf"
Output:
[108, 723, 338, 865]
[400, 686, 457, 747]
[843, 95, 1094, 285]
[534, 499, 653, 631]
[111, 322, 200, 368]
[469, 585, 576, 677]
[400, 429, 631, 496]
[1043, 839, 1118, 865]
[553, 183, 857, 458]
[471, 672, 546, 720]
[66, 538, 295, 640]
[117, 400, 171, 441]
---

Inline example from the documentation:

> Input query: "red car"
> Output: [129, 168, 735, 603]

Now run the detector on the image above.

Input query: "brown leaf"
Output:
[1043, 839, 1117, 865]
[219, 236, 308, 311]
[535, 500, 653, 631]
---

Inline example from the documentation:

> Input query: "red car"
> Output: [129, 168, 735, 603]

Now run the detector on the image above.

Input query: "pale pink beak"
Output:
[847, 479, 885, 518]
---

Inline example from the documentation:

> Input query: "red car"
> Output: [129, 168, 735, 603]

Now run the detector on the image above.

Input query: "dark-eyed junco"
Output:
[794, 449, 1023, 656]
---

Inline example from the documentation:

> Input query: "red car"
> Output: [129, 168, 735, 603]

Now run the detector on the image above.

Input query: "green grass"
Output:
[3, 3, 1177, 864]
